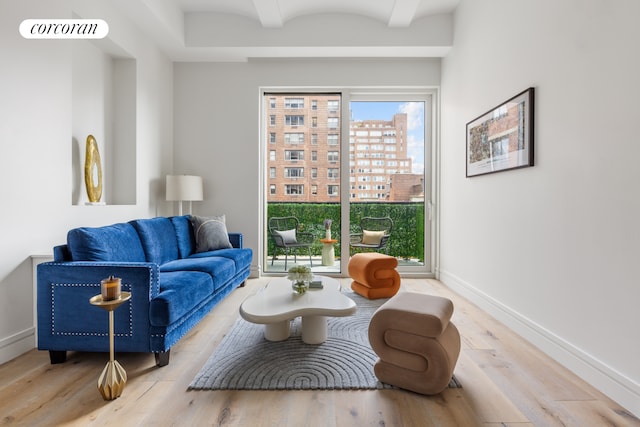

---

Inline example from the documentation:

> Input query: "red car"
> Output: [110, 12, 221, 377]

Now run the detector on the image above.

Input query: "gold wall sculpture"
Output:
[84, 134, 103, 203]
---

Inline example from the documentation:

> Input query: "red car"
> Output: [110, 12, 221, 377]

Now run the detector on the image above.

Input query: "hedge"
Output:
[267, 202, 424, 261]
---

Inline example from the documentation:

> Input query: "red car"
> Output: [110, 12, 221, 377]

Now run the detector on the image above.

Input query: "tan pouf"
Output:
[348, 253, 400, 299]
[368, 291, 461, 395]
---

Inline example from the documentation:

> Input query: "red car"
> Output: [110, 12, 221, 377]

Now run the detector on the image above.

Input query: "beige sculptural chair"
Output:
[368, 291, 461, 395]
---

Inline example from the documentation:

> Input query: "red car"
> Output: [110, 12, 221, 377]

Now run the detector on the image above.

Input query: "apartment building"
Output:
[266, 95, 418, 202]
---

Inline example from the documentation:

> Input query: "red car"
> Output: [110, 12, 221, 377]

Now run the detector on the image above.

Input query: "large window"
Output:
[285, 98, 304, 109]
[263, 90, 435, 276]
[285, 150, 304, 161]
[285, 115, 304, 126]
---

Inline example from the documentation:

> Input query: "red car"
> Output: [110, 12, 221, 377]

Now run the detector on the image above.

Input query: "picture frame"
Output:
[466, 87, 535, 177]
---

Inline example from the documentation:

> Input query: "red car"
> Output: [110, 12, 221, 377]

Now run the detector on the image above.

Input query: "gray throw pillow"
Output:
[190, 214, 233, 252]
[274, 229, 297, 244]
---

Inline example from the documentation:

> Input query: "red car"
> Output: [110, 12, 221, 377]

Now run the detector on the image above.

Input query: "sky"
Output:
[350, 101, 425, 174]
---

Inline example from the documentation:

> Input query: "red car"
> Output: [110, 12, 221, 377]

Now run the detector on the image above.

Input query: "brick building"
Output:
[266, 95, 416, 202]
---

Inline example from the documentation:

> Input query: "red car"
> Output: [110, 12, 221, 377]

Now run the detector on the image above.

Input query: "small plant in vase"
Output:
[324, 219, 332, 240]
[287, 264, 313, 295]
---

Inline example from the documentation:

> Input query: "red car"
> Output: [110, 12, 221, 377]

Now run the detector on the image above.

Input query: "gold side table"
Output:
[89, 291, 131, 400]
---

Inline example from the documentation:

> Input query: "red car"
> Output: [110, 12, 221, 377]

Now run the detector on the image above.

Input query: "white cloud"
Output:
[398, 102, 424, 131]
[407, 134, 424, 174]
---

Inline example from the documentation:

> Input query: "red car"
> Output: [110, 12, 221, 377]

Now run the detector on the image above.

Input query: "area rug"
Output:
[189, 290, 461, 391]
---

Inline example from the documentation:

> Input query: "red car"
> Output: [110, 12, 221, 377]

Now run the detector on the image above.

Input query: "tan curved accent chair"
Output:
[368, 292, 461, 395]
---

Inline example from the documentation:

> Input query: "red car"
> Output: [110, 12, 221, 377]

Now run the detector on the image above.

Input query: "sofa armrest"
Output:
[228, 232, 243, 249]
[37, 261, 160, 353]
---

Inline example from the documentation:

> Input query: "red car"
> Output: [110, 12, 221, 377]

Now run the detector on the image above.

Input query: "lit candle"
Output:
[101, 276, 121, 301]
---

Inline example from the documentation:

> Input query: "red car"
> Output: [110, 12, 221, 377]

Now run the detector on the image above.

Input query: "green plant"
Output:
[267, 202, 425, 262]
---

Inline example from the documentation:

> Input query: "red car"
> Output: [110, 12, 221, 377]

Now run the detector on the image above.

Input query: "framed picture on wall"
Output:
[466, 87, 535, 177]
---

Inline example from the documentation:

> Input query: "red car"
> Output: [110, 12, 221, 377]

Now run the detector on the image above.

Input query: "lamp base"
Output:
[97, 360, 127, 400]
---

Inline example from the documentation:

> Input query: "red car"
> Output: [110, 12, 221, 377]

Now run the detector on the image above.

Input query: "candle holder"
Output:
[101, 276, 121, 301]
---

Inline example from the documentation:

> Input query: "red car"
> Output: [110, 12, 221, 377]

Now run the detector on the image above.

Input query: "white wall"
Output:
[0, 0, 173, 363]
[173, 59, 441, 276]
[440, 0, 640, 416]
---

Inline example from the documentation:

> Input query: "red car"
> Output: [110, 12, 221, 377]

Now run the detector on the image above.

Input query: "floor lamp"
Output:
[166, 175, 203, 215]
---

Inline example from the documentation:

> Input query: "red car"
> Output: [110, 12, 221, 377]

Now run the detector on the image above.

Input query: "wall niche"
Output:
[72, 37, 136, 206]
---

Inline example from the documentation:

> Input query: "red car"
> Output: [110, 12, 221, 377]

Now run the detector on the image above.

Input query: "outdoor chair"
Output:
[350, 217, 393, 256]
[269, 216, 314, 270]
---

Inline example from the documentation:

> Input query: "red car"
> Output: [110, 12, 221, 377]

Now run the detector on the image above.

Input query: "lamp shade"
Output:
[166, 175, 203, 201]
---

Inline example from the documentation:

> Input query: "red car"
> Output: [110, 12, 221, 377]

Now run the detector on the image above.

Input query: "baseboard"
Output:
[439, 269, 640, 419]
[250, 264, 262, 279]
[0, 327, 36, 365]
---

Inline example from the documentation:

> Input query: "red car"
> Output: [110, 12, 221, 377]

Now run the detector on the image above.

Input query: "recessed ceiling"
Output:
[115, 0, 460, 61]
[174, 0, 460, 27]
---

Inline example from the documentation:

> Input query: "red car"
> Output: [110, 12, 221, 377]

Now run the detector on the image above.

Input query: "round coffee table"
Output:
[239, 276, 357, 344]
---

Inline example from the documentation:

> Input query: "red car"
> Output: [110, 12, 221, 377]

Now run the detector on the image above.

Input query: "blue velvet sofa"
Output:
[37, 215, 252, 366]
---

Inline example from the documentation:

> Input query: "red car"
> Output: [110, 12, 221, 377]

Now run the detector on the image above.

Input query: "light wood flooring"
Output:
[1, 278, 638, 426]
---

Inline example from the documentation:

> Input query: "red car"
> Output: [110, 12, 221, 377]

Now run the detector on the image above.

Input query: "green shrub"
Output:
[267, 202, 424, 261]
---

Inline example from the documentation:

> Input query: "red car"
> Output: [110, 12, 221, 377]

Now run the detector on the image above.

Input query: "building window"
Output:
[328, 168, 339, 179]
[312, 133, 318, 145]
[328, 134, 339, 145]
[328, 151, 339, 162]
[270, 132, 276, 143]
[328, 100, 339, 112]
[270, 150, 276, 161]
[328, 185, 339, 196]
[311, 185, 318, 195]
[285, 115, 304, 126]
[285, 184, 304, 195]
[270, 167, 276, 178]
[312, 151, 317, 161]
[284, 150, 304, 161]
[328, 117, 339, 129]
[270, 115, 276, 126]
[311, 168, 318, 178]
[284, 133, 304, 144]
[269, 98, 276, 108]
[312, 117, 317, 128]
[270, 184, 276, 194]
[311, 100, 318, 110]
[285, 98, 304, 109]
[285, 167, 304, 178]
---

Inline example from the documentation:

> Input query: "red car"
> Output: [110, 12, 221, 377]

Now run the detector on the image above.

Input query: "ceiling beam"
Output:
[388, 0, 420, 27]
[252, 0, 283, 28]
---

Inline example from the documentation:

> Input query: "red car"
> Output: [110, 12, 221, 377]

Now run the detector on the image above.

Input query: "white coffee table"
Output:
[239, 276, 357, 344]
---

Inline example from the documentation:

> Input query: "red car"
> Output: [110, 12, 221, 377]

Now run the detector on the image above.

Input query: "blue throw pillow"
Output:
[190, 215, 233, 253]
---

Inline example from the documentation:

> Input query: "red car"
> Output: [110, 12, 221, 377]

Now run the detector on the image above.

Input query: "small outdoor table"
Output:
[319, 238, 338, 266]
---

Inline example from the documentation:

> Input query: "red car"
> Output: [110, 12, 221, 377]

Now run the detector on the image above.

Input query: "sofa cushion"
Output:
[190, 215, 232, 252]
[67, 223, 146, 262]
[130, 217, 179, 265]
[171, 215, 196, 258]
[149, 271, 214, 326]
[160, 256, 236, 291]
[189, 248, 252, 273]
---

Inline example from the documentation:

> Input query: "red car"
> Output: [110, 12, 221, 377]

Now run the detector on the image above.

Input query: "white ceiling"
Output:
[175, 0, 460, 28]
[114, 0, 460, 61]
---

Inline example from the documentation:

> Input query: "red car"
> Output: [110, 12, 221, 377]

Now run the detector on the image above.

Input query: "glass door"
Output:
[264, 93, 342, 274]
[348, 97, 432, 274]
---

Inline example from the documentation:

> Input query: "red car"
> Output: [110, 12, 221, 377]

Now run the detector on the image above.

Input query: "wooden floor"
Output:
[1, 278, 638, 426]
